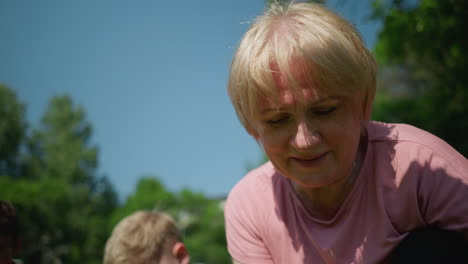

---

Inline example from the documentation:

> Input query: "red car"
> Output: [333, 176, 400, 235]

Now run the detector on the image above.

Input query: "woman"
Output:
[224, 2, 468, 263]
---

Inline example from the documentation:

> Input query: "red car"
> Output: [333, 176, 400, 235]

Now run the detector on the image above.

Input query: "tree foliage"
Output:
[1, 177, 74, 263]
[24, 95, 98, 185]
[179, 189, 229, 264]
[0, 85, 229, 263]
[0, 84, 26, 177]
[0, 87, 117, 263]
[371, 0, 468, 155]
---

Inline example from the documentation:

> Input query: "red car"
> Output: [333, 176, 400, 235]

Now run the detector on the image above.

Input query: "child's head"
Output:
[104, 211, 189, 264]
[0, 200, 19, 264]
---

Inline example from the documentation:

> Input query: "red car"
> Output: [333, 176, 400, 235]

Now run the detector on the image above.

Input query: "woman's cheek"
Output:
[260, 129, 289, 153]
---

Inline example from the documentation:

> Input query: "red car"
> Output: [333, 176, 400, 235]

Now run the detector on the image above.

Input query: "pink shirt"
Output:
[225, 122, 468, 263]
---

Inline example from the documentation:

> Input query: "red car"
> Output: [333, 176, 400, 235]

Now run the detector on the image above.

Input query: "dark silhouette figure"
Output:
[389, 226, 468, 263]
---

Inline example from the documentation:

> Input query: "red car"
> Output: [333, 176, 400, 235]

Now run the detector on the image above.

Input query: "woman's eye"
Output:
[265, 116, 289, 125]
[315, 106, 337, 116]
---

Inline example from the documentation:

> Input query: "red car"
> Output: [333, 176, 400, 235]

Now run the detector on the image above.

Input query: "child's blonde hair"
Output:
[104, 211, 182, 264]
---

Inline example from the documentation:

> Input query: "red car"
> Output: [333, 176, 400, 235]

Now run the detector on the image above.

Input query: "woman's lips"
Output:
[290, 152, 329, 167]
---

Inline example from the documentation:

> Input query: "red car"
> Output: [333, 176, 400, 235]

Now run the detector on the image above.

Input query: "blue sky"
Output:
[0, 0, 380, 200]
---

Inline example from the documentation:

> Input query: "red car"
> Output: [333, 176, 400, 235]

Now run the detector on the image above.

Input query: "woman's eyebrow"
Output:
[260, 96, 339, 114]
[308, 96, 340, 106]
[260, 106, 289, 115]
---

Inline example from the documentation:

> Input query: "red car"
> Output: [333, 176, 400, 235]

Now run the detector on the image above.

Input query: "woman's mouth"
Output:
[290, 152, 329, 168]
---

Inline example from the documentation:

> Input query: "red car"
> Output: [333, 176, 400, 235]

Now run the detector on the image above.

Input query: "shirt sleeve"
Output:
[416, 148, 468, 238]
[224, 183, 274, 264]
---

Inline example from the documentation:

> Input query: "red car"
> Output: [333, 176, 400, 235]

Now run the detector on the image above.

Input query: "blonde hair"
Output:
[104, 211, 182, 264]
[228, 1, 376, 130]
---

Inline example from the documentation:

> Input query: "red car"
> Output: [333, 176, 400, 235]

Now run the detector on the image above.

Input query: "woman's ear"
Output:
[172, 242, 190, 264]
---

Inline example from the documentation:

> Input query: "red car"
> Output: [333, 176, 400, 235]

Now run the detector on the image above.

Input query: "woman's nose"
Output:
[291, 121, 320, 149]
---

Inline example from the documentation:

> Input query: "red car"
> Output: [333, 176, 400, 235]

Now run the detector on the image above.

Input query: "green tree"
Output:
[1, 93, 117, 264]
[24, 95, 98, 185]
[110, 176, 177, 227]
[1, 176, 117, 264]
[182, 192, 230, 264]
[0, 84, 27, 177]
[371, 0, 468, 155]
[0, 176, 74, 263]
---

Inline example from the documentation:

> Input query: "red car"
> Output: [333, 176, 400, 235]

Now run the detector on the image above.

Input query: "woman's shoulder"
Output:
[225, 161, 282, 226]
[366, 121, 467, 183]
[226, 161, 278, 205]
[367, 121, 442, 144]
[366, 123, 468, 235]
[367, 121, 465, 162]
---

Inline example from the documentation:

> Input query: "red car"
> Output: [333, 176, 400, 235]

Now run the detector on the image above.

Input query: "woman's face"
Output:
[250, 81, 364, 188]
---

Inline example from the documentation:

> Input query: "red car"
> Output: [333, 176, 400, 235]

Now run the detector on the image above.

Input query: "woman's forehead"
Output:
[256, 86, 335, 112]
[265, 61, 331, 105]
[270, 58, 312, 90]
[250, 57, 359, 117]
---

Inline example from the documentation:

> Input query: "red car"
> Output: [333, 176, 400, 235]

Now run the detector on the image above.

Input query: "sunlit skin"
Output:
[249, 68, 366, 219]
